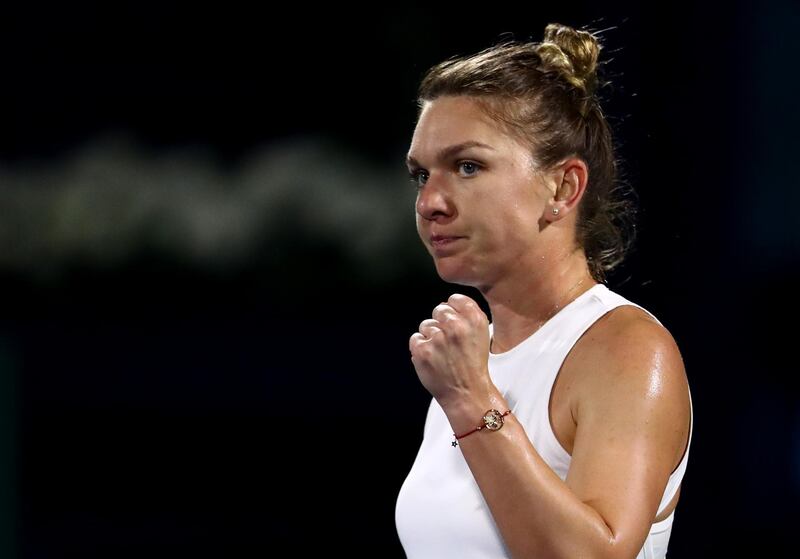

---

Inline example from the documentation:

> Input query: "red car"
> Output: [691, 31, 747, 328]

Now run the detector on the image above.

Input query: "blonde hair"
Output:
[417, 23, 635, 282]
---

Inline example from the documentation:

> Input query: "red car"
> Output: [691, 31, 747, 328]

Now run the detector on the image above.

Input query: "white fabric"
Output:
[395, 283, 693, 559]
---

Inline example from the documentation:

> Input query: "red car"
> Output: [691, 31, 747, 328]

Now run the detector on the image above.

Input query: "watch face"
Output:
[483, 409, 504, 431]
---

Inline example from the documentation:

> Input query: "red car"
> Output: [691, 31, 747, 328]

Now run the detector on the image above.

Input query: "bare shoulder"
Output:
[560, 304, 692, 544]
[567, 303, 690, 466]
[570, 304, 687, 396]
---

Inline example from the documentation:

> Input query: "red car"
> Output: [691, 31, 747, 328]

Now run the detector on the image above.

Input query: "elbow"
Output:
[601, 539, 625, 559]
[596, 533, 642, 559]
[569, 530, 634, 559]
[509, 517, 639, 559]
[590, 517, 636, 559]
[592, 531, 636, 559]
[513, 535, 631, 559]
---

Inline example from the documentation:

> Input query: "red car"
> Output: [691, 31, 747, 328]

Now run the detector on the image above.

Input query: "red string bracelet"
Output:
[452, 409, 511, 447]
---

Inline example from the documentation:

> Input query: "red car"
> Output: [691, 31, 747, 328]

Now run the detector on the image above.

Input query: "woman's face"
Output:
[407, 95, 553, 288]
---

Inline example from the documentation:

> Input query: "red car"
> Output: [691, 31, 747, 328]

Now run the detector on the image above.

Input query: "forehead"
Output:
[409, 96, 517, 156]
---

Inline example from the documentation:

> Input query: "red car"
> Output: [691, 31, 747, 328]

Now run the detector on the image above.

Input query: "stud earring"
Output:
[552, 207, 559, 215]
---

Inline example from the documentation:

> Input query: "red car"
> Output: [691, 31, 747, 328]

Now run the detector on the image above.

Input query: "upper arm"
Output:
[563, 307, 690, 557]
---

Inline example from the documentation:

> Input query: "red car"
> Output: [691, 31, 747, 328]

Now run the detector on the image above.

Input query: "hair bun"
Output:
[537, 23, 601, 98]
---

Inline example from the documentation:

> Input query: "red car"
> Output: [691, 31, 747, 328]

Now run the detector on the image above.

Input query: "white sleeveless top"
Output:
[395, 283, 693, 559]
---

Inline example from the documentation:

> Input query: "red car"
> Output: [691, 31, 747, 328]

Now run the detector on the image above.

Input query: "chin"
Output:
[433, 258, 477, 287]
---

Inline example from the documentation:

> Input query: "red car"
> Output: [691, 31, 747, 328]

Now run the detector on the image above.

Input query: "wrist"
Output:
[441, 386, 508, 435]
[453, 409, 512, 445]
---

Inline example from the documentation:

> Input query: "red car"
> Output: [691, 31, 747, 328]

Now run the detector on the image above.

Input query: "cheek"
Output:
[503, 184, 544, 230]
[476, 195, 539, 244]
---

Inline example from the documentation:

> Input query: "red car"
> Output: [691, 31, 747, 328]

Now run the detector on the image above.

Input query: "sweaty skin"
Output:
[408, 96, 691, 558]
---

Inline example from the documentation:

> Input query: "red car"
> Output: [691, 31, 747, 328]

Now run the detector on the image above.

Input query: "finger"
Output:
[419, 320, 443, 339]
[409, 332, 427, 352]
[447, 293, 477, 313]
[448, 293, 488, 326]
[409, 333, 436, 363]
[431, 303, 458, 323]
[419, 318, 439, 330]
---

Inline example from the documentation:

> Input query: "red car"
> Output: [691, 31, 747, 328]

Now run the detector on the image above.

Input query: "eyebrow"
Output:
[406, 141, 496, 168]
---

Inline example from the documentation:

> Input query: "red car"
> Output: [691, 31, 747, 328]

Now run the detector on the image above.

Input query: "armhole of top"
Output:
[670, 387, 693, 475]
[549, 300, 682, 463]
[546, 302, 635, 459]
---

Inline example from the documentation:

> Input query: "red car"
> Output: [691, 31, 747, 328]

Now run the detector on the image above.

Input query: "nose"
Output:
[415, 174, 454, 222]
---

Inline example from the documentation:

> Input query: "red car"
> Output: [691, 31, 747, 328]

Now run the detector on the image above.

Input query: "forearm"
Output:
[445, 393, 624, 559]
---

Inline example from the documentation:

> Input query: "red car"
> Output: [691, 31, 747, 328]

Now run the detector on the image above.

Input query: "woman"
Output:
[395, 23, 693, 559]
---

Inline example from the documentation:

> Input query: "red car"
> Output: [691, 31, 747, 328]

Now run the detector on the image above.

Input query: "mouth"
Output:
[429, 235, 466, 251]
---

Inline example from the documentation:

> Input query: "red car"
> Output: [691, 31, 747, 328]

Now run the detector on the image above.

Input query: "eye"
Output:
[408, 169, 429, 189]
[457, 161, 481, 177]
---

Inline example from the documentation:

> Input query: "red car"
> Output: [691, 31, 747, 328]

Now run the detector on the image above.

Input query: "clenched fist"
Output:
[409, 293, 493, 408]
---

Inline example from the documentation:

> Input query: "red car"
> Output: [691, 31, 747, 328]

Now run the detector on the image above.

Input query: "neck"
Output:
[480, 248, 596, 354]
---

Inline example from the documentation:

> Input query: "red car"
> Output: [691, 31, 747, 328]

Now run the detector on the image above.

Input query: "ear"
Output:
[545, 157, 589, 222]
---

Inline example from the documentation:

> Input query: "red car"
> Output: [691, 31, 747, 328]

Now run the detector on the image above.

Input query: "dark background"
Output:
[2, 1, 798, 557]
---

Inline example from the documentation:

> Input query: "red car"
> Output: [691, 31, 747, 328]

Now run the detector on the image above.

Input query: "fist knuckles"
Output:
[410, 293, 487, 347]
[408, 293, 491, 402]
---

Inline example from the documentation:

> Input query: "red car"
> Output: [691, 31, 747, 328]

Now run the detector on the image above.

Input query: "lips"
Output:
[430, 235, 465, 249]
